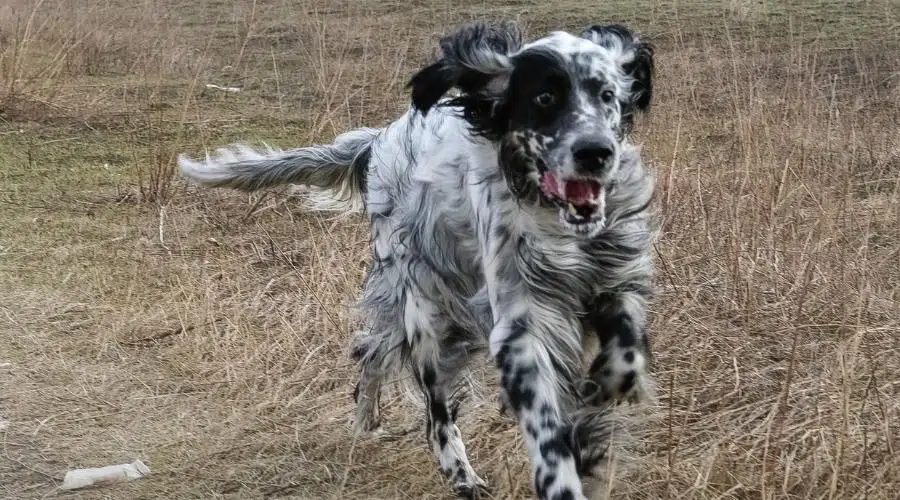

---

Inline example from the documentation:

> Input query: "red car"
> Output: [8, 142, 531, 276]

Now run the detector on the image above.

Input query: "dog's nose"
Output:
[572, 138, 615, 174]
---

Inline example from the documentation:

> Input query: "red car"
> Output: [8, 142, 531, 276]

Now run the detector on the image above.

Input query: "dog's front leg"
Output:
[584, 290, 652, 405]
[490, 312, 586, 500]
[473, 181, 585, 498]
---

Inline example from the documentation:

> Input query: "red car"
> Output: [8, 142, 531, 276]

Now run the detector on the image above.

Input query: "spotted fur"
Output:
[178, 21, 657, 500]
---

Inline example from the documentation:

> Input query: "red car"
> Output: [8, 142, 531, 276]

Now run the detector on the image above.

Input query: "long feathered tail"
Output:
[177, 127, 381, 212]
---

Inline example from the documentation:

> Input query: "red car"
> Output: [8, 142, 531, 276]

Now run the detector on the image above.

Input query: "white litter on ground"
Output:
[205, 83, 242, 93]
[60, 459, 150, 490]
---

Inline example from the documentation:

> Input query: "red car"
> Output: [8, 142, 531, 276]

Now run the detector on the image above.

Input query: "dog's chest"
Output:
[515, 230, 647, 303]
[515, 237, 600, 299]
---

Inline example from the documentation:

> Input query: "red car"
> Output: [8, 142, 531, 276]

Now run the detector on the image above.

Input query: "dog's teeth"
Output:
[568, 203, 578, 216]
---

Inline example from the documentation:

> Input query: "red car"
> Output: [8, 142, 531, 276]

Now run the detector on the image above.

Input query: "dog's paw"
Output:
[452, 476, 490, 499]
[348, 414, 383, 438]
[587, 346, 650, 405]
[441, 460, 489, 499]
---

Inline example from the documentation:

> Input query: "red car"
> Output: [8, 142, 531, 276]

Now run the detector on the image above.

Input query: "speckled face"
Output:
[497, 31, 649, 236]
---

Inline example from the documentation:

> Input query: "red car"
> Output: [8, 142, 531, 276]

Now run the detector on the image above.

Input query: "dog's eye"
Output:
[600, 90, 615, 103]
[534, 92, 556, 107]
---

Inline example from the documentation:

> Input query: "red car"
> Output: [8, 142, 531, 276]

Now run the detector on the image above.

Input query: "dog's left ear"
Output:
[408, 21, 522, 116]
[582, 24, 654, 113]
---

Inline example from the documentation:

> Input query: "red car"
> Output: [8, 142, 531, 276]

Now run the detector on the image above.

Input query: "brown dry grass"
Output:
[1, 0, 898, 498]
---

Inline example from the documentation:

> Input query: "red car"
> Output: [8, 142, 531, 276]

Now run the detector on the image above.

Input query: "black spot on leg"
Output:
[495, 318, 528, 371]
[533, 466, 546, 498]
[508, 316, 528, 342]
[624, 350, 635, 363]
[541, 416, 558, 432]
[539, 433, 574, 468]
[539, 403, 553, 417]
[501, 363, 537, 412]
[453, 459, 468, 484]
[419, 363, 457, 456]
[540, 435, 573, 460]
[507, 389, 531, 411]
[497, 346, 511, 372]
[586, 294, 640, 349]
[540, 473, 557, 496]
[429, 396, 451, 424]
[538, 403, 558, 431]
[596, 313, 636, 347]
[496, 317, 537, 413]
[525, 422, 539, 439]
[618, 330, 637, 348]
[422, 365, 436, 387]
[620, 371, 636, 394]
[588, 353, 609, 376]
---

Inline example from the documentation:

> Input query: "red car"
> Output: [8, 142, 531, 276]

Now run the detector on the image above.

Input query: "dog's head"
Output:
[409, 22, 654, 236]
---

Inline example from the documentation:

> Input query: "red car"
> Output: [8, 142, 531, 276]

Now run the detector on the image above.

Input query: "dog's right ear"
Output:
[409, 22, 522, 115]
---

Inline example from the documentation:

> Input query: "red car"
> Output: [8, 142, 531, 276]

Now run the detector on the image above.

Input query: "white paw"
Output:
[591, 346, 649, 404]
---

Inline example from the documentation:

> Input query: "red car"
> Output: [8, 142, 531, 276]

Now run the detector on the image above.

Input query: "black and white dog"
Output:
[179, 21, 656, 500]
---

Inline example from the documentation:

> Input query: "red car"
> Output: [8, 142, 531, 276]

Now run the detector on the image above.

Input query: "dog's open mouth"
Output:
[540, 171, 605, 226]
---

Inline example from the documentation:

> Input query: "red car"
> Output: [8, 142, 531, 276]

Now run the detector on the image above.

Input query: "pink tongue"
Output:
[540, 172, 600, 204]
[564, 180, 599, 204]
[541, 171, 563, 198]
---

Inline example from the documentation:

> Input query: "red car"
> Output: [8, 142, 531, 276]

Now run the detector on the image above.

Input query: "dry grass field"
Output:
[1, 0, 899, 498]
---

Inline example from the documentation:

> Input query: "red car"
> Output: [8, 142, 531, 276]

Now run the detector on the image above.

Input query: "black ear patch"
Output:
[408, 21, 522, 115]
[409, 61, 456, 114]
[582, 24, 654, 113]
[623, 38, 654, 112]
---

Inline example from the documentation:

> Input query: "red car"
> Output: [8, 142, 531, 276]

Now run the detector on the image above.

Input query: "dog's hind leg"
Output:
[414, 353, 487, 497]
[350, 330, 385, 435]
[406, 301, 487, 498]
